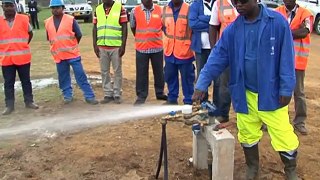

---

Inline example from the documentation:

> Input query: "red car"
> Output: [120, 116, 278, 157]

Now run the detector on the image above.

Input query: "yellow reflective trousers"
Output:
[237, 90, 299, 151]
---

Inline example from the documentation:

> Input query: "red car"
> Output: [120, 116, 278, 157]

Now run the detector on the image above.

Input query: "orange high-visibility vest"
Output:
[162, 3, 194, 59]
[217, 0, 237, 37]
[0, 14, 31, 66]
[134, 5, 163, 51]
[276, 6, 313, 70]
[45, 14, 80, 63]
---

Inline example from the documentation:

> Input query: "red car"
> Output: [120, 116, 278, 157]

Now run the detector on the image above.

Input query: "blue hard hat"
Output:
[49, 0, 64, 7]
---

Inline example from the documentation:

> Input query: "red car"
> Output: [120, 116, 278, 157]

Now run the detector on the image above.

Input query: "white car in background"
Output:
[64, 0, 93, 23]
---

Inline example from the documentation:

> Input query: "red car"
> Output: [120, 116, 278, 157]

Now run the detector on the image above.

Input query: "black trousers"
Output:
[136, 50, 165, 101]
[30, 12, 39, 29]
[2, 63, 34, 107]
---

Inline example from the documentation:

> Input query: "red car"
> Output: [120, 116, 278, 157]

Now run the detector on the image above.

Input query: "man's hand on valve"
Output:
[192, 89, 206, 102]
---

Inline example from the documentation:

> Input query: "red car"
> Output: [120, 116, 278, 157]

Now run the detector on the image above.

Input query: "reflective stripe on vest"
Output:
[45, 14, 80, 63]
[276, 6, 313, 70]
[218, 0, 236, 37]
[0, 14, 31, 66]
[96, 2, 122, 46]
[134, 5, 163, 51]
[162, 3, 194, 59]
[0, 38, 29, 44]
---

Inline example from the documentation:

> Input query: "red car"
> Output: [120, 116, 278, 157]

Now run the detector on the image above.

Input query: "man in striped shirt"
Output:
[130, 0, 167, 105]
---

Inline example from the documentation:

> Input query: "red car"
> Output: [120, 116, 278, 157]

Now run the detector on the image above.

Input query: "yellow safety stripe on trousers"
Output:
[0, 49, 30, 56]
[135, 37, 162, 42]
[97, 25, 122, 31]
[49, 35, 76, 44]
[0, 38, 29, 44]
[51, 45, 78, 56]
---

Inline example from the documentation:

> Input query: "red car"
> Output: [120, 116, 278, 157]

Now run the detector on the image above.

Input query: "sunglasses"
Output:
[233, 0, 250, 4]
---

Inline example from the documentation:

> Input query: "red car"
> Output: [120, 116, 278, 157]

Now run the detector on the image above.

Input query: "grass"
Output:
[0, 8, 97, 108]
[0, 8, 95, 81]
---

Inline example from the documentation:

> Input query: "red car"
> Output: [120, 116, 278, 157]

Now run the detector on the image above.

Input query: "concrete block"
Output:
[193, 123, 235, 180]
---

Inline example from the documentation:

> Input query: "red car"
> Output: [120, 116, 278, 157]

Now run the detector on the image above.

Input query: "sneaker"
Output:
[156, 94, 168, 101]
[163, 100, 178, 105]
[114, 97, 121, 104]
[294, 124, 308, 135]
[85, 98, 99, 105]
[134, 99, 145, 106]
[100, 96, 114, 104]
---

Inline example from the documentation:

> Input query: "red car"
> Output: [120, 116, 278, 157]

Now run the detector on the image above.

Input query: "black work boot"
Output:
[2, 106, 14, 115]
[279, 151, 298, 180]
[243, 144, 259, 180]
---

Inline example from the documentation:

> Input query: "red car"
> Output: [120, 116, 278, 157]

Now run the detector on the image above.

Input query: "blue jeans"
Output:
[164, 61, 195, 104]
[56, 57, 95, 100]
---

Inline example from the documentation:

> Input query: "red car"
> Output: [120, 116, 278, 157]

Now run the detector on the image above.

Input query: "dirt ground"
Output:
[0, 32, 319, 180]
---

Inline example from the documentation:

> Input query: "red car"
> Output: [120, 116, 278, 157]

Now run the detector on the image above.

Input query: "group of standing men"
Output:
[0, 0, 313, 178]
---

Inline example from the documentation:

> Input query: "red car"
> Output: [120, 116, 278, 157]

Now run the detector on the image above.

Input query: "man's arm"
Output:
[72, 19, 82, 43]
[279, 20, 296, 97]
[209, 25, 219, 48]
[292, 17, 312, 39]
[92, 17, 100, 58]
[28, 31, 33, 44]
[209, 1, 220, 48]
[28, 23, 33, 43]
[130, 8, 136, 36]
[119, 22, 128, 57]
[188, 1, 210, 31]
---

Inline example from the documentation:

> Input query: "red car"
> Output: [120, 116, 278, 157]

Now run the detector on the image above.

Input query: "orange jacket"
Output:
[134, 5, 163, 51]
[45, 14, 80, 63]
[162, 3, 193, 59]
[0, 14, 31, 66]
[276, 6, 313, 70]
[217, 0, 237, 37]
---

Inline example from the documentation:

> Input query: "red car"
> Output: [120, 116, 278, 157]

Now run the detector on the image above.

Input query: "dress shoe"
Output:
[156, 94, 168, 101]
[163, 100, 178, 105]
[294, 124, 308, 135]
[134, 99, 145, 106]
[25, 103, 39, 109]
[2, 107, 14, 115]
[100, 96, 114, 104]
[114, 97, 122, 104]
[85, 98, 99, 105]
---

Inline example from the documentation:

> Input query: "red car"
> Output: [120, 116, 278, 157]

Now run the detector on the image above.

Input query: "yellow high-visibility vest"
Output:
[96, 2, 122, 46]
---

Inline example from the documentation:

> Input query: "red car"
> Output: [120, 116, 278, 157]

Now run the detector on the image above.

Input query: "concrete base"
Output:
[192, 120, 235, 180]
